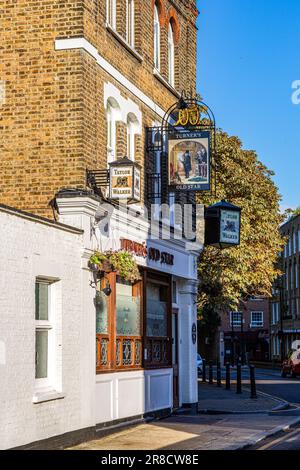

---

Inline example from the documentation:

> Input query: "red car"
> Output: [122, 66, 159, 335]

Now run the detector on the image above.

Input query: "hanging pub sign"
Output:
[205, 200, 241, 249]
[109, 157, 141, 203]
[168, 130, 211, 192]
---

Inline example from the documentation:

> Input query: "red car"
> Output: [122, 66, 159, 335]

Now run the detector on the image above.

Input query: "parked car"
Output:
[197, 353, 203, 375]
[281, 349, 300, 378]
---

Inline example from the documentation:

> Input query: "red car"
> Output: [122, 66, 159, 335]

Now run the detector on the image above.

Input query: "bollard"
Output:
[217, 362, 222, 387]
[209, 361, 213, 384]
[249, 365, 257, 399]
[225, 362, 231, 390]
[202, 359, 206, 383]
[236, 362, 242, 394]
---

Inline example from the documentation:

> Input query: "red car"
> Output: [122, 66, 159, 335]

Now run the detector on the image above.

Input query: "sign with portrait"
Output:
[220, 210, 241, 245]
[168, 130, 210, 191]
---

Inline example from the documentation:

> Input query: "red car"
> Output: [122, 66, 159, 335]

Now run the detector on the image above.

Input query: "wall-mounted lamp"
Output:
[102, 280, 112, 297]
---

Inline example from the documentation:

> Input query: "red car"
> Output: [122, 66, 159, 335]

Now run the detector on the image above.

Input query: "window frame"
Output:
[96, 269, 172, 374]
[250, 311, 264, 328]
[107, 0, 116, 30]
[96, 272, 144, 374]
[154, 4, 161, 71]
[168, 22, 175, 87]
[35, 279, 55, 389]
[126, 0, 135, 48]
[230, 311, 242, 328]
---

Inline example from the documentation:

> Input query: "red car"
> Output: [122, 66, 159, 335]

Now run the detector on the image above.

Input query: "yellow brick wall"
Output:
[0, 0, 198, 218]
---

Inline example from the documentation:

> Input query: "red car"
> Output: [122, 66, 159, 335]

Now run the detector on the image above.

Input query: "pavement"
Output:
[69, 414, 300, 451]
[69, 376, 300, 451]
[197, 381, 288, 414]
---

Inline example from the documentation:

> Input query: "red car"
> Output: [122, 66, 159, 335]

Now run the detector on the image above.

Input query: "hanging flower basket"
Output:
[89, 250, 141, 283]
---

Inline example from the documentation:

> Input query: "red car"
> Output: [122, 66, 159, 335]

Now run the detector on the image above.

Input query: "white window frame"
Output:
[126, 0, 135, 47]
[35, 279, 56, 390]
[168, 22, 175, 87]
[230, 311, 242, 328]
[107, 103, 116, 163]
[250, 311, 264, 328]
[154, 4, 160, 71]
[107, 0, 116, 29]
[127, 115, 137, 161]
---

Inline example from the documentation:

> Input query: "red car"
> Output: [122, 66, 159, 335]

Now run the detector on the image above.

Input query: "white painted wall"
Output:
[0, 207, 94, 449]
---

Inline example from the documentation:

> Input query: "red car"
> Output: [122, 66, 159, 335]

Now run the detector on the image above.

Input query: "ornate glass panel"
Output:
[162, 340, 168, 363]
[135, 340, 142, 365]
[153, 341, 162, 362]
[96, 290, 109, 334]
[116, 339, 121, 366]
[100, 338, 108, 366]
[122, 340, 133, 366]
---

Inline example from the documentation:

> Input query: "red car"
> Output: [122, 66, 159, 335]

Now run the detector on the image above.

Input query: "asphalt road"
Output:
[246, 368, 300, 405]
[256, 427, 300, 450]
[218, 367, 300, 405]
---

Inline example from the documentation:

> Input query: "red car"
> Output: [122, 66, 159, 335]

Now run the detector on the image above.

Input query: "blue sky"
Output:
[196, 0, 300, 210]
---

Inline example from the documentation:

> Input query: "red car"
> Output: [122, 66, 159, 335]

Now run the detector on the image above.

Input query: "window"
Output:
[154, 4, 160, 71]
[251, 311, 264, 328]
[35, 280, 55, 386]
[127, 113, 138, 161]
[168, 22, 175, 87]
[126, 0, 135, 47]
[107, 0, 116, 29]
[144, 273, 172, 368]
[96, 273, 143, 373]
[96, 271, 172, 373]
[107, 101, 117, 163]
[230, 311, 242, 327]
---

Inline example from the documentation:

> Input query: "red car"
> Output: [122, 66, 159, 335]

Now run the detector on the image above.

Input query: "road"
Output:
[239, 367, 300, 450]
[219, 367, 300, 405]
[255, 426, 300, 450]
[249, 367, 300, 406]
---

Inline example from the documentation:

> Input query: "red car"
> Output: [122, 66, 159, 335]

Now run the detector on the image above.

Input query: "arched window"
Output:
[107, 98, 120, 163]
[107, 0, 116, 29]
[168, 22, 175, 87]
[154, 3, 160, 71]
[127, 113, 138, 161]
[126, 0, 135, 47]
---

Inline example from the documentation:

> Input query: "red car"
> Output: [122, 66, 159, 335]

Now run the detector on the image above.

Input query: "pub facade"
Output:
[1, 0, 203, 448]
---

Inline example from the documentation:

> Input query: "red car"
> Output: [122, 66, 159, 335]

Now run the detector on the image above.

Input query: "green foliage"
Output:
[89, 250, 141, 283]
[283, 206, 300, 222]
[197, 130, 285, 311]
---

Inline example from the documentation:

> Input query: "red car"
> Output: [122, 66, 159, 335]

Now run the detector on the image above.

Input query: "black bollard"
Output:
[249, 365, 257, 399]
[226, 362, 231, 390]
[209, 361, 213, 384]
[202, 359, 206, 383]
[217, 362, 222, 387]
[236, 362, 242, 394]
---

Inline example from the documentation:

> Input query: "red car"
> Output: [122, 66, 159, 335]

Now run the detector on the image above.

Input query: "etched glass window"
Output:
[116, 279, 141, 336]
[146, 282, 168, 337]
[96, 290, 109, 334]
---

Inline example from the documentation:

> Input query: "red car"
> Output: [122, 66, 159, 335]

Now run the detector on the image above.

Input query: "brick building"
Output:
[1, 1, 203, 448]
[218, 298, 270, 365]
[270, 214, 300, 362]
[1, 0, 198, 218]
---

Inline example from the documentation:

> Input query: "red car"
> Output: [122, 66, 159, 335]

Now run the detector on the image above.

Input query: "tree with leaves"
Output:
[197, 130, 285, 319]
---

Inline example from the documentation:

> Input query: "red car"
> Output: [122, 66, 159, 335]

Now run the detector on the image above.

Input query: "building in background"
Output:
[270, 214, 300, 363]
[219, 298, 270, 365]
[0, 0, 203, 449]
